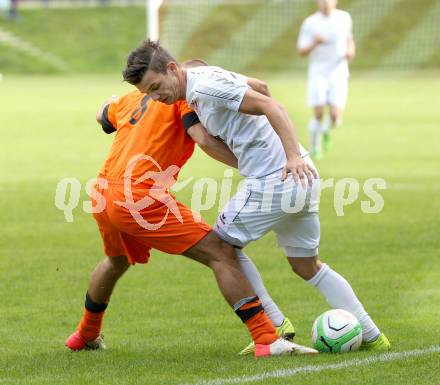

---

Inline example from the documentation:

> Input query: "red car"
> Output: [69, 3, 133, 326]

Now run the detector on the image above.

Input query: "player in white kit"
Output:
[123, 40, 390, 353]
[297, 0, 356, 160]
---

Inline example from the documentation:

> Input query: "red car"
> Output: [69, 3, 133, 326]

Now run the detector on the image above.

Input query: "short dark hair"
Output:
[122, 40, 177, 85]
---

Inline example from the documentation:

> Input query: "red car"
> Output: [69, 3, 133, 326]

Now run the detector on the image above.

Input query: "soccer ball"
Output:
[312, 309, 363, 353]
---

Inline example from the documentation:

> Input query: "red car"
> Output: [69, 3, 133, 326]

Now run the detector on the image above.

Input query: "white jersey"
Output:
[186, 66, 308, 178]
[297, 10, 353, 78]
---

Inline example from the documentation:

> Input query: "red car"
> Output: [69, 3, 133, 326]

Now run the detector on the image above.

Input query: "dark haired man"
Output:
[122, 40, 390, 352]
[65, 87, 317, 357]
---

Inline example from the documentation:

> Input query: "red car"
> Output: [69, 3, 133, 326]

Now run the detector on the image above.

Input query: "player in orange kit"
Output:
[65, 89, 317, 357]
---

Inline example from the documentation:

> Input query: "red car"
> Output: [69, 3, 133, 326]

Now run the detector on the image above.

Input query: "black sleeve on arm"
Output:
[101, 104, 117, 134]
[182, 111, 200, 132]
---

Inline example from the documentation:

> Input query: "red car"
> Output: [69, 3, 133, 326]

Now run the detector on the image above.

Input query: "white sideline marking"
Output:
[181, 346, 440, 385]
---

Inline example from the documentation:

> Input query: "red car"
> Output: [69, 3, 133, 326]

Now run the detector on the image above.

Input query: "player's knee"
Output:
[210, 241, 238, 267]
[288, 256, 321, 280]
[204, 238, 240, 271]
[188, 232, 238, 270]
[330, 107, 341, 122]
[314, 107, 324, 120]
[106, 255, 130, 275]
[290, 262, 307, 279]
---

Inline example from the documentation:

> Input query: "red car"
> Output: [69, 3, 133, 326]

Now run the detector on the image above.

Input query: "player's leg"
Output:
[288, 255, 379, 338]
[126, 189, 316, 356]
[214, 176, 302, 354]
[328, 75, 348, 127]
[309, 106, 325, 160]
[87, 255, 130, 304]
[235, 248, 296, 355]
[66, 256, 130, 350]
[183, 232, 277, 344]
[213, 179, 289, 326]
[323, 76, 348, 151]
[115, 186, 275, 345]
[288, 256, 389, 349]
[308, 76, 327, 160]
[321, 106, 333, 152]
[322, 103, 342, 151]
[329, 104, 343, 127]
[183, 231, 316, 356]
[183, 231, 255, 304]
[66, 187, 133, 351]
[235, 249, 285, 328]
[278, 210, 388, 349]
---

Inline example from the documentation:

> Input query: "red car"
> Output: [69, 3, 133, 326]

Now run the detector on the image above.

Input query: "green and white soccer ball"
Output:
[312, 309, 363, 353]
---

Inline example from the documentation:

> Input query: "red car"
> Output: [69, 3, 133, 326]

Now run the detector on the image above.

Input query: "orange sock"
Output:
[77, 308, 104, 342]
[236, 298, 277, 345]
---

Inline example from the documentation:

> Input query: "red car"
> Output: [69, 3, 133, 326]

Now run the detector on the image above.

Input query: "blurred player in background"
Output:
[65, 86, 316, 357]
[123, 39, 390, 353]
[297, 0, 356, 160]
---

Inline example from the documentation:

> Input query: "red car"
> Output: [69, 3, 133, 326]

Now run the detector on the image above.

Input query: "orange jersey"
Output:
[99, 90, 198, 183]
[94, 90, 209, 264]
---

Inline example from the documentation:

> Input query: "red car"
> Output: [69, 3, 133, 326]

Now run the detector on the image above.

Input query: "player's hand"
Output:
[314, 34, 326, 45]
[105, 95, 119, 104]
[346, 38, 356, 62]
[282, 155, 318, 187]
[96, 95, 120, 125]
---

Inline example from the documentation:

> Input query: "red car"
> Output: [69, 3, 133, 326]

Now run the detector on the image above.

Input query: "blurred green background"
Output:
[1, 2, 440, 384]
[1, 0, 440, 74]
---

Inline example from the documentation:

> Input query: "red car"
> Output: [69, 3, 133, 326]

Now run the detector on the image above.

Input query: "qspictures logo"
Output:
[55, 154, 387, 230]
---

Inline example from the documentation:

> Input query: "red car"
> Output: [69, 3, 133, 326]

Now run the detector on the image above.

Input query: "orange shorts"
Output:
[92, 179, 211, 265]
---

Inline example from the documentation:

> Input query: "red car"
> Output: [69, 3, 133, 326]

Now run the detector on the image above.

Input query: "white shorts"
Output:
[307, 74, 348, 109]
[214, 166, 321, 257]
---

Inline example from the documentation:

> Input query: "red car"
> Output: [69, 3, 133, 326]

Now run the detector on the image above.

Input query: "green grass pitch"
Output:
[0, 72, 439, 385]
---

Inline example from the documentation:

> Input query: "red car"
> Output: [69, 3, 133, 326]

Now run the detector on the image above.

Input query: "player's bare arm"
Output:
[298, 34, 326, 57]
[239, 88, 317, 185]
[96, 102, 107, 124]
[187, 123, 238, 168]
[346, 37, 356, 62]
[247, 77, 271, 97]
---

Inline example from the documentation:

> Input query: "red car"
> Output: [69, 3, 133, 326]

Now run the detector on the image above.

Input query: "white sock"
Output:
[309, 117, 322, 153]
[322, 116, 331, 134]
[307, 263, 380, 342]
[236, 250, 285, 327]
